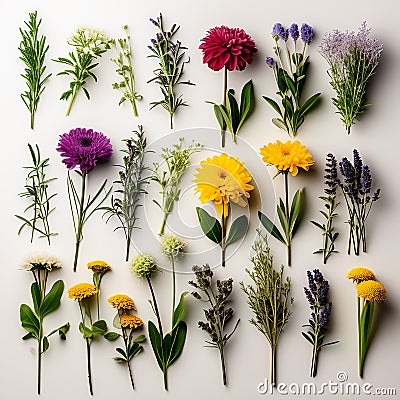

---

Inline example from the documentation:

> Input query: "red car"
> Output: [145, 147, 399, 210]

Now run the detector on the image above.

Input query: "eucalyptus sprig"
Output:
[54, 27, 112, 116]
[189, 264, 240, 385]
[104, 127, 150, 261]
[148, 13, 194, 129]
[241, 230, 293, 387]
[19, 11, 51, 129]
[152, 137, 202, 236]
[111, 25, 142, 117]
[16, 144, 57, 245]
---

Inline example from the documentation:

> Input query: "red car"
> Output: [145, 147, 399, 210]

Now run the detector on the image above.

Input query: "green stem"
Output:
[66, 86, 78, 116]
[86, 338, 94, 395]
[146, 277, 163, 338]
[31, 112, 35, 130]
[284, 172, 291, 266]
[73, 172, 87, 272]
[171, 256, 176, 315]
[221, 204, 227, 267]
[163, 369, 168, 391]
[310, 330, 319, 377]
[221, 66, 227, 148]
[37, 336, 42, 394]
[357, 296, 361, 376]
[131, 99, 138, 118]
[170, 112, 173, 130]
[220, 347, 227, 385]
[270, 344, 277, 387]
[158, 212, 167, 236]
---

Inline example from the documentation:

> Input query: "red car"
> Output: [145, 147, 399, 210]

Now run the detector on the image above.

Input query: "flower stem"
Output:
[221, 66, 228, 148]
[127, 358, 135, 390]
[31, 112, 35, 130]
[163, 369, 168, 391]
[146, 277, 163, 338]
[158, 212, 167, 236]
[284, 172, 292, 266]
[131, 99, 138, 117]
[73, 172, 86, 272]
[310, 329, 319, 377]
[270, 345, 277, 387]
[66, 87, 78, 116]
[86, 338, 94, 395]
[37, 337, 42, 394]
[220, 348, 227, 385]
[221, 204, 227, 267]
[171, 256, 176, 315]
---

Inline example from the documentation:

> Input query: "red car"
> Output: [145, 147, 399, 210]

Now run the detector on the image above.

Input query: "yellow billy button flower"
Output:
[193, 153, 254, 216]
[68, 282, 98, 301]
[260, 140, 314, 176]
[347, 267, 376, 284]
[87, 260, 112, 273]
[357, 280, 387, 303]
[120, 314, 144, 329]
[108, 294, 137, 311]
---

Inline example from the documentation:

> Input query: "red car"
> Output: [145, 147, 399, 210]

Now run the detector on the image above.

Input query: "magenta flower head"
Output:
[57, 127, 112, 172]
[199, 26, 257, 71]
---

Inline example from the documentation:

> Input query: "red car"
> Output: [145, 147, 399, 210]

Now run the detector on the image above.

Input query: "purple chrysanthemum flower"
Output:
[57, 127, 113, 172]
[265, 56, 276, 68]
[301, 23, 314, 43]
[289, 23, 299, 40]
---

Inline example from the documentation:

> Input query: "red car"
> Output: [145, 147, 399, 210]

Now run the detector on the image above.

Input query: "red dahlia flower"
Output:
[199, 26, 257, 71]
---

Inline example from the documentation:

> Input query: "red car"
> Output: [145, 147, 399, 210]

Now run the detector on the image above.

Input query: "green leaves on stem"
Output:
[196, 207, 249, 267]
[19, 11, 51, 129]
[212, 80, 255, 145]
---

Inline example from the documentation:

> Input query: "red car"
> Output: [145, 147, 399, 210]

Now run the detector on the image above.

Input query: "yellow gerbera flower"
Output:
[108, 294, 137, 311]
[357, 280, 386, 303]
[193, 153, 254, 216]
[260, 140, 314, 176]
[347, 267, 376, 284]
[120, 314, 144, 329]
[87, 260, 112, 273]
[68, 283, 98, 301]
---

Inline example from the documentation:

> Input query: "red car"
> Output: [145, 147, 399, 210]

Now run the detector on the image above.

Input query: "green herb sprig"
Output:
[19, 11, 51, 129]
[111, 25, 142, 117]
[16, 144, 57, 245]
[148, 14, 194, 129]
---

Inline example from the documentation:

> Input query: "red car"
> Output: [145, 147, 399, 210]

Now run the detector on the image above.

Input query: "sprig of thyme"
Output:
[19, 11, 51, 129]
[148, 13, 194, 129]
[152, 137, 202, 236]
[15, 144, 57, 245]
[111, 25, 142, 117]
[241, 230, 293, 387]
[189, 264, 239, 386]
[104, 126, 150, 261]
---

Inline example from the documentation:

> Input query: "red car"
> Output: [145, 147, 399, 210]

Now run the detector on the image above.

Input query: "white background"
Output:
[1, 0, 398, 399]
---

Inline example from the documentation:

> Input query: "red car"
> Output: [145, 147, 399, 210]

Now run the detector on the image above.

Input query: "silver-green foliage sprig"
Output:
[19, 11, 51, 129]
[148, 13, 194, 129]
[16, 144, 57, 245]
[111, 25, 142, 117]
[152, 137, 202, 236]
[240, 230, 293, 387]
[104, 126, 150, 261]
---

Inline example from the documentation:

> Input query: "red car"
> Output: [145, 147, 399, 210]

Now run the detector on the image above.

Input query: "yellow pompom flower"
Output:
[357, 280, 387, 303]
[108, 294, 137, 311]
[68, 283, 98, 301]
[347, 267, 376, 284]
[260, 140, 314, 176]
[120, 314, 144, 329]
[193, 153, 254, 216]
[87, 260, 112, 273]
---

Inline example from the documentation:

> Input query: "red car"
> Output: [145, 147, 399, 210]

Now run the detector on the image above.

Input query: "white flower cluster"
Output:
[68, 27, 112, 57]
[22, 253, 62, 271]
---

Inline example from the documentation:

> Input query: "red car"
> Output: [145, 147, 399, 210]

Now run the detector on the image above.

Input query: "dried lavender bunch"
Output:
[311, 153, 339, 263]
[302, 269, 338, 377]
[151, 137, 202, 236]
[16, 144, 57, 245]
[19, 11, 51, 129]
[240, 230, 293, 386]
[339, 149, 380, 255]
[104, 126, 149, 261]
[320, 22, 383, 134]
[148, 13, 194, 129]
[189, 264, 239, 386]
[111, 25, 142, 117]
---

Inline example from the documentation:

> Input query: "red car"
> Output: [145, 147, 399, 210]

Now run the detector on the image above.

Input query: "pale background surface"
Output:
[0, 0, 398, 399]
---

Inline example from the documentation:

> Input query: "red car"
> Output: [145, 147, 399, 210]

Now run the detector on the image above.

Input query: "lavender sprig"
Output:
[311, 153, 339, 263]
[338, 149, 380, 255]
[320, 22, 383, 134]
[302, 269, 338, 377]
[148, 14, 194, 129]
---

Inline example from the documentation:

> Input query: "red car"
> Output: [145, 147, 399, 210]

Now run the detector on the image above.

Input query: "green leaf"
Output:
[31, 283, 42, 314]
[263, 96, 282, 116]
[133, 334, 146, 344]
[225, 215, 248, 247]
[237, 80, 255, 132]
[227, 90, 240, 133]
[258, 211, 286, 244]
[289, 190, 302, 234]
[148, 321, 164, 370]
[277, 200, 288, 232]
[172, 292, 188, 330]
[310, 220, 324, 230]
[127, 343, 143, 360]
[92, 320, 107, 336]
[113, 314, 122, 329]
[302, 331, 314, 345]
[166, 321, 187, 366]
[79, 322, 93, 339]
[299, 93, 321, 117]
[113, 357, 127, 363]
[39, 280, 64, 318]
[22, 332, 34, 340]
[42, 336, 49, 353]
[196, 207, 222, 245]
[116, 347, 127, 358]
[104, 332, 120, 341]
[213, 104, 225, 130]
[58, 323, 70, 340]
[272, 118, 288, 133]
[20, 304, 40, 339]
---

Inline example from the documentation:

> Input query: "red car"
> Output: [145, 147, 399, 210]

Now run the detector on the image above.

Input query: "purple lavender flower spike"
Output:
[301, 23, 314, 43]
[289, 23, 299, 40]
[265, 56, 276, 68]
[149, 18, 158, 26]
[272, 23, 283, 39]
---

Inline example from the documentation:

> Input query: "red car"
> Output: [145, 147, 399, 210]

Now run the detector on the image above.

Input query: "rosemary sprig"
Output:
[111, 25, 142, 117]
[241, 230, 293, 387]
[104, 126, 150, 261]
[148, 13, 194, 129]
[19, 11, 51, 129]
[151, 137, 202, 236]
[15, 144, 57, 245]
